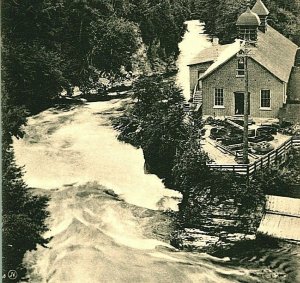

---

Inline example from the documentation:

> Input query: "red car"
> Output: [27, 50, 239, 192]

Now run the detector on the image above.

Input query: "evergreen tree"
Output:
[193, 0, 300, 45]
[2, 146, 50, 280]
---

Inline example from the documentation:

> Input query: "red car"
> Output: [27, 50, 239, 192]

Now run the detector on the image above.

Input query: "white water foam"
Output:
[14, 100, 181, 211]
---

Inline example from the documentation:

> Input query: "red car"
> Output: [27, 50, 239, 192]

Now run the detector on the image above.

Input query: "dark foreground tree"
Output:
[114, 75, 187, 185]
[2, 145, 50, 281]
[2, 60, 50, 283]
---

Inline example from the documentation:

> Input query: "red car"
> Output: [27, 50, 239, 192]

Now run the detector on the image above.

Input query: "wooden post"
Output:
[246, 165, 250, 184]
[243, 54, 249, 164]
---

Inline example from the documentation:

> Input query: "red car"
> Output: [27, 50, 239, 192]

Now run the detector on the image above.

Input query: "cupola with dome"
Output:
[187, 0, 299, 121]
[236, 6, 260, 41]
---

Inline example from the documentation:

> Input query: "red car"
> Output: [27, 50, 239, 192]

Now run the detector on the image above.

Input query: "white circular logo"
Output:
[8, 270, 18, 280]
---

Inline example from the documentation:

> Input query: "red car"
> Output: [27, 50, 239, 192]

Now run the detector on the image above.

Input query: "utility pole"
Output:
[243, 41, 249, 164]
[236, 4, 260, 165]
[238, 38, 254, 164]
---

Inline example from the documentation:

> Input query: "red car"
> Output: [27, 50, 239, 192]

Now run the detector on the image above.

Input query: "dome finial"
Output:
[236, 6, 260, 41]
[236, 7, 261, 26]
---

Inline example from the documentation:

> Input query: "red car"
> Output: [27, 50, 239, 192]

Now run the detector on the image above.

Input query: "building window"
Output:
[260, 89, 271, 108]
[214, 88, 224, 107]
[236, 57, 245, 77]
[197, 70, 202, 90]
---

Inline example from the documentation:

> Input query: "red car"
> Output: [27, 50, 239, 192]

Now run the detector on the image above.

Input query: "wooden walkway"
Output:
[207, 136, 300, 177]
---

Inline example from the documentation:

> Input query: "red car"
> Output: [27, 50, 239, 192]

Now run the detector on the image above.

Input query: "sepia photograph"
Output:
[2, 0, 300, 282]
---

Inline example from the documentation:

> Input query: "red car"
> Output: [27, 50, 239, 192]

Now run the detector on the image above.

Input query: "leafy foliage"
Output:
[114, 75, 188, 184]
[172, 135, 210, 192]
[2, 0, 191, 115]
[192, 0, 300, 45]
[2, 145, 50, 279]
[173, 140, 266, 229]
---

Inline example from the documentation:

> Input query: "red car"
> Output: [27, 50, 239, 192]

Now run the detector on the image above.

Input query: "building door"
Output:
[235, 92, 244, 115]
[234, 92, 250, 115]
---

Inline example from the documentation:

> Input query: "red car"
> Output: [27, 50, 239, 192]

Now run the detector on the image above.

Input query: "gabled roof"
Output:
[200, 41, 242, 79]
[251, 26, 297, 82]
[195, 26, 298, 83]
[187, 44, 229, 66]
[252, 0, 269, 16]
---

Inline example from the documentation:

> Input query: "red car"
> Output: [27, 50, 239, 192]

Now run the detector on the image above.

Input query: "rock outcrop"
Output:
[171, 198, 262, 253]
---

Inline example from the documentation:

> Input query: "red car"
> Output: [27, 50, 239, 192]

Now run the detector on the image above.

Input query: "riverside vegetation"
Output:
[2, 0, 300, 280]
[2, 0, 190, 280]
[113, 75, 300, 252]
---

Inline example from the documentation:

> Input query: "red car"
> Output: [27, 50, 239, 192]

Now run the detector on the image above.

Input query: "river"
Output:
[13, 21, 300, 283]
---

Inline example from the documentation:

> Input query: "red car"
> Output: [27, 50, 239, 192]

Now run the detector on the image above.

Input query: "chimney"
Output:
[212, 37, 219, 46]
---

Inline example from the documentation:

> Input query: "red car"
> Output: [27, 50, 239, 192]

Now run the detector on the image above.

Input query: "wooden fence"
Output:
[207, 136, 300, 177]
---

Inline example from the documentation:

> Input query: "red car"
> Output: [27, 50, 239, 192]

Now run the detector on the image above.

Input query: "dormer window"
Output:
[236, 57, 245, 77]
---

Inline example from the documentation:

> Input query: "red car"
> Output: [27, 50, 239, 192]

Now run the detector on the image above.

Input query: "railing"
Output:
[192, 85, 203, 105]
[207, 136, 300, 177]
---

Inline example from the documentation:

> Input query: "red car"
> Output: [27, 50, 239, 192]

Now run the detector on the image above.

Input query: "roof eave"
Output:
[249, 56, 289, 83]
[187, 59, 214, 66]
[199, 53, 239, 80]
[199, 53, 290, 83]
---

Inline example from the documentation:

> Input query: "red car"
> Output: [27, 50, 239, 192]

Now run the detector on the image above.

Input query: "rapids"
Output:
[14, 100, 252, 283]
[12, 20, 300, 283]
[14, 100, 300, 283]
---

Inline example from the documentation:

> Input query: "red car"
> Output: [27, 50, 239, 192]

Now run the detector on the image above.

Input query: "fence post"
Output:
[275, 148, 278, 164]
[268, 154, 270, 167]
[261, 158, 263, 169]
[284, 140, 287, 151]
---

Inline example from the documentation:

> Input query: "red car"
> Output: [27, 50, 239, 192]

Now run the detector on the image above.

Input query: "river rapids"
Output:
[13, 99, 300, 283]
[12, 20, 300, 283]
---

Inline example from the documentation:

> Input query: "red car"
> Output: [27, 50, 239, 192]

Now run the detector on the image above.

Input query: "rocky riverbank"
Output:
[171, 198, 264, 253]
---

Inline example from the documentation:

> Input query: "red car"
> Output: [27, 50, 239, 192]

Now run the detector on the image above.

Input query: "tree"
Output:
[114, 75, 187, 185]
[92, 17, 139, 72]
[2, 145, 50, 280]
[193, 0, 300, 45]
[2, 0, 68, 113]
[172, 131, 209, 193]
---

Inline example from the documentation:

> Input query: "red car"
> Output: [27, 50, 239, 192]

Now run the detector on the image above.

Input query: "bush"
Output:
[113, 75, 187, 185]
[2, 146, 50, 279]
